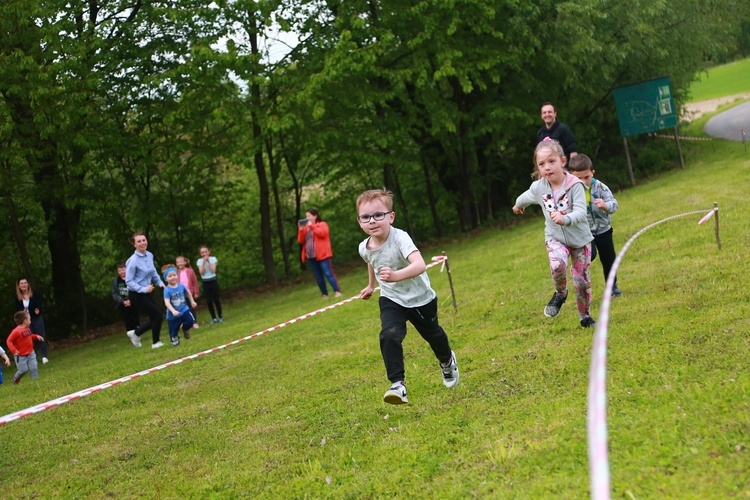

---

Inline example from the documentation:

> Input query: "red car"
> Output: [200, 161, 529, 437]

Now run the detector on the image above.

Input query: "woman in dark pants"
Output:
[125, 231, 165, 349]
[15, 278, 49, 364]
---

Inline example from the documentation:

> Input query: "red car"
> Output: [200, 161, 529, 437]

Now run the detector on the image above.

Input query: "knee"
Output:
[379, 325, 405, 344]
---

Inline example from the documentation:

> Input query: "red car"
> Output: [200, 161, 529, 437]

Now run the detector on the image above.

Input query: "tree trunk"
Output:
[250, 29, 277, 286]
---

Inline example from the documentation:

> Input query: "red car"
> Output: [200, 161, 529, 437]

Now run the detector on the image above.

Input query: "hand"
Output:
[512, 206, 525, 215]
[3, 358, 9, 366]
[359, 286, 374, 300]
[124, 300, 131, 307]
[550, 211, 565, 225]
[145, 284, 154, 293]
[379, 267, 396, 282]
[34, 308, 40, 315]
[594, 198, 607, 210]
[190, 301, 197, 309]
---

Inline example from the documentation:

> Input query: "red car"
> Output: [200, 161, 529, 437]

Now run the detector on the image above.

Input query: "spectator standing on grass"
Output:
[537, 102, 578, 163]
[297, 209, 342, 299]
[14, 278, 49, 364]
[162, 267, 197, 346]
[568, 154, 623, 298]
[512, 138, 596, 328]
[176, 255, 201, 328]
[125, 231, 165, 349]
[112, 262, 141, 340]
[0, 345, 11, 384]
[356, 188, 459, 405]
[197, 245, 223, 324]
[6, 311, 45, 384]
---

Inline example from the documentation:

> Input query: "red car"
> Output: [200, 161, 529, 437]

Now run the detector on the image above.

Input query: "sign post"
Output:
[613, 77, 679, 185]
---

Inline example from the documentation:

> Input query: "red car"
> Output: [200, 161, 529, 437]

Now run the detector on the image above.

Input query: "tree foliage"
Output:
[0, 0, 747, 338]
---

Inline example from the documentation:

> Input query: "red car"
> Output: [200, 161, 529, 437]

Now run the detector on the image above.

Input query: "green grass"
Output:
[0, 136, 748, 497]
[688, 56, 750, 102]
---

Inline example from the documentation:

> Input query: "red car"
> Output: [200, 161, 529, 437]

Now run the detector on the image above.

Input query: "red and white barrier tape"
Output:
[0, 256, 448, 426]
[588, 208, 717, 500]
[650, 134, 712, 141]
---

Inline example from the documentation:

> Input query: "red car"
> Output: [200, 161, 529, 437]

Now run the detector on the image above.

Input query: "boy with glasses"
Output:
[356, 188, 459, 405]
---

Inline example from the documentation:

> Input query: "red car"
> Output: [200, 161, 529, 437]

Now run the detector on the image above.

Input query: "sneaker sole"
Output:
[544, 308, 559, 318]
[383, 393, 408, 405]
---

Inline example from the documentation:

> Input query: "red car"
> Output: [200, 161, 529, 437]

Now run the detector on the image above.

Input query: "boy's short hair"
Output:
[14, 311, 29, 325]
[356, 188, 394, 211]
[568, 154, 593, 173]
[116, 261, 126, 269]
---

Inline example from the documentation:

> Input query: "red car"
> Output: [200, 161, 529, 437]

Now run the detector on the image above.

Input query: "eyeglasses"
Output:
[357, 211, 393, 223]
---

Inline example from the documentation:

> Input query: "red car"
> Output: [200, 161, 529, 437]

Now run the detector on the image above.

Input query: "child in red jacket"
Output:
[6, 311, 45, 384]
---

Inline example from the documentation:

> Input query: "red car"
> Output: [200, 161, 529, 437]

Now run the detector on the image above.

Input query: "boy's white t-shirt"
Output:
[358, 226, 435, 308]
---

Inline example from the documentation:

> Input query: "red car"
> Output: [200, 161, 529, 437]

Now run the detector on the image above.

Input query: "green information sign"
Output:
[612, 77, 677, 137]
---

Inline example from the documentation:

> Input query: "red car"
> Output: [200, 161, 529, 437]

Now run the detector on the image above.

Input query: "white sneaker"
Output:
[383, 381, 408, 405]
[152, 341, 164, 349]
[440, 351, 459, 388]
[127, 330, 141, 348]
[42, 357, 49, 364]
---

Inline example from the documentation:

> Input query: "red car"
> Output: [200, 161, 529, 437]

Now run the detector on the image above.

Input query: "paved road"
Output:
[704, 100, 750, 141]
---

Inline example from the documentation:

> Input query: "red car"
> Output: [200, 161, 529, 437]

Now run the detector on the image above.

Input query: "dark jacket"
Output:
[537, 120, 577, 161]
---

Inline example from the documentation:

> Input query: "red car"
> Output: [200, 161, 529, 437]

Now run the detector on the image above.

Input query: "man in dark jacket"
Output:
[537, 102, 578, 162]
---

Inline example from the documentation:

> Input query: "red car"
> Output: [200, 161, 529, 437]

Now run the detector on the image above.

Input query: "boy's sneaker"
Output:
[152, 341, 164, 349]
[127, 330, 141, 348]
[184, 329, 191, 340]
[611, 286, 623, 298]
[440, 351, 460, 388]
[383, 381, 408, 405]
[580, 316, 597, 328]
[170, 336, 180, 346]
[13, 378, 19, 385]
[209, 318, 218, 325]
[544, 291, 568, 318]
[42, 357, 49, 364]
[218, 317, 224, 323]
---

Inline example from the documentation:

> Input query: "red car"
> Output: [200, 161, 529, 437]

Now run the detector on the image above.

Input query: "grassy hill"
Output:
[688, 56, 750, 102]
[0, 133, 747, 497]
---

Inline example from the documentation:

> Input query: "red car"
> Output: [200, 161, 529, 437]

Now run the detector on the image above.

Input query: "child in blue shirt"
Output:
[162, 267, 197, 346]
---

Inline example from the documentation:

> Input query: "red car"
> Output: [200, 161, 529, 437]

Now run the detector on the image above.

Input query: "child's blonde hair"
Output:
[176, 255, 192, 268]
[531, 139, 566, 180]
[356, 188, 394, 211]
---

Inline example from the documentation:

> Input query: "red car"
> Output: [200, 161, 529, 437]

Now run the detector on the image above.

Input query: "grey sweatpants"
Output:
[14, 352, 39, 381]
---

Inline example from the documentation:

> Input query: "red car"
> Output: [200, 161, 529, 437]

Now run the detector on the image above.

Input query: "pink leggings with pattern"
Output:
[545, 239, 592, 319]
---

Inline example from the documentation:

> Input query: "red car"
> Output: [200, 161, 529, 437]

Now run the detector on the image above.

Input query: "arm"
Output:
[185, 289, 197, 309]
[562, 183, 589, 227]
[6, 333, 18, 356]
[593, 183, 618, 214]
[0, 352, 9, 367]
[378, 250, 426, 283]
[310, 221, 330, 238]
[359, 264, 378, 300]
[513, 187, 536, 214]
[164, 297, 181, 316]
[31, 294, 43, 317]
[33, 334, 45, 342]
[205, 257, 217, 274]
[561, 125, 577, 156]
[111, 279, 125, 306]
[125, 259, 146, 293]
[186, 268, 200, 297]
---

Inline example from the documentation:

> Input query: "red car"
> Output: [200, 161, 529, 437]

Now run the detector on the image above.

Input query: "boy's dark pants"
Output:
[378, 296, 452, 383]
[592, 227, 618, 287]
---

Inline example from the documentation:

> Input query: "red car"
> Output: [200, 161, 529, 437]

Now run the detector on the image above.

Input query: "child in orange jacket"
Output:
[6, 311, 45, 384]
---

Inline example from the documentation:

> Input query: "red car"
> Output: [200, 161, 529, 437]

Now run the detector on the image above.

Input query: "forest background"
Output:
[2, 0, 750, 340]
